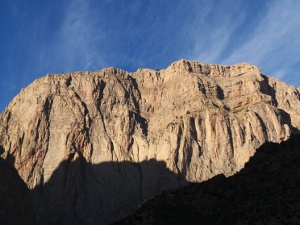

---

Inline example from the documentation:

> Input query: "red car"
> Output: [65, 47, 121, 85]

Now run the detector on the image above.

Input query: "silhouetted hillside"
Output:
[114, 134, 300, 225]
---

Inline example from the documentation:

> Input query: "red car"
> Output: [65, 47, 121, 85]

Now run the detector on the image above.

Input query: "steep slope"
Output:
[0, 60, 299, 224]
[115, 134, 300, 225]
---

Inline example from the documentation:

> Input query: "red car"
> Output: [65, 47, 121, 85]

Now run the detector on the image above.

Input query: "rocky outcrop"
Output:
[0, 59, 300, 224]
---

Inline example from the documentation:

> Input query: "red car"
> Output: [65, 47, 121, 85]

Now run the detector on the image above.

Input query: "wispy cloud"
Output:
[187, 1, 300, 87]
[189, 1, 247, 64]
[38, 0, 107, 73]
[221, 0, 300, 87]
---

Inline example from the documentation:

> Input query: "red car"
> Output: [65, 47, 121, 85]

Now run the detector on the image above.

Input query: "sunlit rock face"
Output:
[0, 59, 300, 224]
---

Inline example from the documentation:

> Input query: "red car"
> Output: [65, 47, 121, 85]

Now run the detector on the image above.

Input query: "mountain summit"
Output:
[0, 60, 300, 224]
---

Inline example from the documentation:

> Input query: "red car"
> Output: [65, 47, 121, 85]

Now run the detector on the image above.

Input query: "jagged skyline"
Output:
[1, 0, 300, 112]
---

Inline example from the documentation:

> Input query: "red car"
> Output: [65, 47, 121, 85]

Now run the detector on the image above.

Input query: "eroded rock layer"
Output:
[0, 60, 299, 224]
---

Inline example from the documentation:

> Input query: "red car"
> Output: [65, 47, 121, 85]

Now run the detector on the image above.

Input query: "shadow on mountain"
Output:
[260, 75, 278, 107]
[0, 146, 34, 225]
[31, 155, 187, 225]
[278, 109, 300, 134]
[115, 134, 300, 225]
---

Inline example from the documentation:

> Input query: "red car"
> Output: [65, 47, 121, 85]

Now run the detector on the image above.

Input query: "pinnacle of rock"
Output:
[0, 60, 300, 224]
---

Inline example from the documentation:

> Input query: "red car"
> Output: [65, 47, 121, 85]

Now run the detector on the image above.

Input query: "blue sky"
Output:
[1, 0, 300, 112]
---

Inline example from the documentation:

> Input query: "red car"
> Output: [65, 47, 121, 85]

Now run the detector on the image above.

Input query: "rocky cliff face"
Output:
[0, 60, 299, 224]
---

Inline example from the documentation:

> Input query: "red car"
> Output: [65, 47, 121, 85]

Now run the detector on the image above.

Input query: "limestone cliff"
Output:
[0, 60, 299, 224]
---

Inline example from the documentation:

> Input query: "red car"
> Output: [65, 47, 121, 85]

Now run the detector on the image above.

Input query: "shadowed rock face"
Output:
[31, 157, 186, 225]
[0, 146, 34, 225]
[0, 60, 300, 224]
[115, 134, 300, 225]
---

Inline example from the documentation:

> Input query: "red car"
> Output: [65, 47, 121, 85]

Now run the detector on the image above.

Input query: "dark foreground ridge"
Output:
[114, 134, 300, 225]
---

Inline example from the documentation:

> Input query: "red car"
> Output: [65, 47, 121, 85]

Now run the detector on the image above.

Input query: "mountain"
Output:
[0, 60, 299, 224]
[114, 134, 300, 225]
